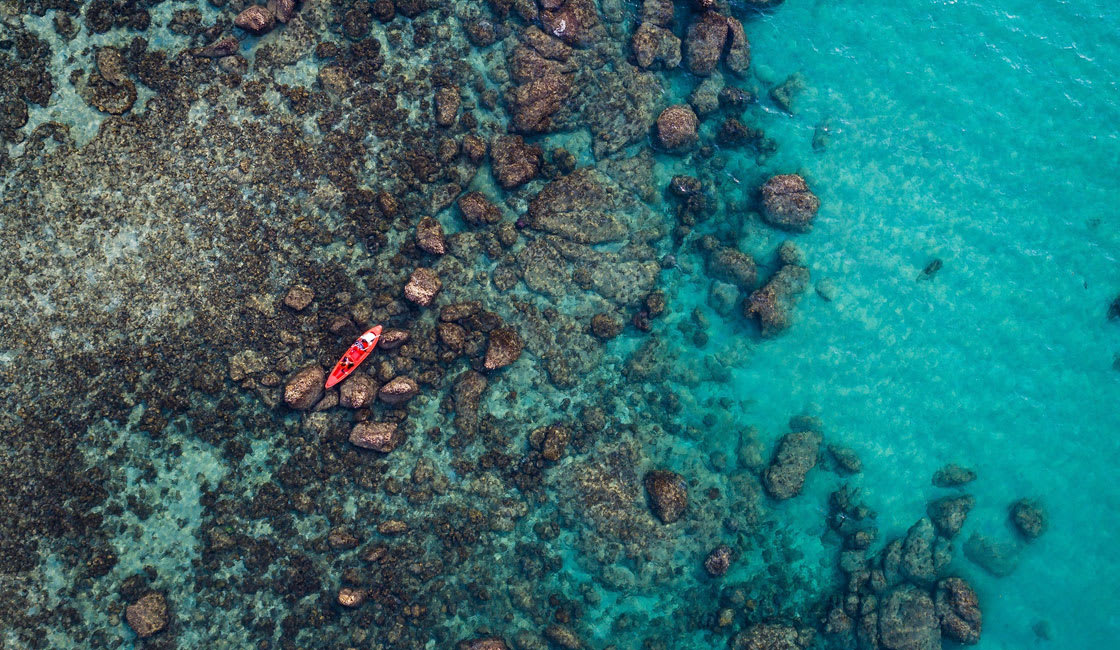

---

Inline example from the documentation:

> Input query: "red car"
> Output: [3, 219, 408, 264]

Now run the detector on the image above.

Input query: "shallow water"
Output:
[1, 0, 1118, 648]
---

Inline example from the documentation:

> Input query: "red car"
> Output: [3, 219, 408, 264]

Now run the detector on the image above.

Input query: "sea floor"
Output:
[1, 0, 1118, 649]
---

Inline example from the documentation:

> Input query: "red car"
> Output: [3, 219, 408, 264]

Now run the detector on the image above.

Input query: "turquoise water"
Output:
[714, 0, 1120, 645]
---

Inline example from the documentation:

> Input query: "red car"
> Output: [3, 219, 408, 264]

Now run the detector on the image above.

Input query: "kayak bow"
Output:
[325, 325, 383, 389]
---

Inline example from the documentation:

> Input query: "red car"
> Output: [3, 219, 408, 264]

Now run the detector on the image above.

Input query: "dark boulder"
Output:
[1009, 499, 1047, 540]
[491, 135, 541, 189]
[760, 174, 820, 232]
[234, 5, 276, 35]
[877, 585, 940, 650]
[935, 577, 982, 644]
[705, 246, 757, 290]
[527, 169, 628, 243]
[745, 263, 810, 337]
[763, 429, 822, 500]
[539, 0, 603, 47]
[404, 268, 442, 306]
[704, 544, 733, 577]
[591, 313, 623, 339]
[656, 104, 699, 151]
[631, 22, 681, 70]
[339, 373, 377, 409]
[484, 327, 524, 370]
[378, 377, 419, 405]
[927, 495, 974, 538]
[644, 470, 688, 523]
[416, 216, 447, 255]
[125, 592, 168, 638]
[685, 11, 729, 76]
[963, 532, 1019, 577]
[899, 518, 948, 585]
[932, 464, 976, 487]
[267, 0, 296, 23]
[284, 365, 325, 410]
[283, 284, 314, 311]
[458, 192, 503, 226]
[434, 86, 461, 126]
[350, 422, 402, 453]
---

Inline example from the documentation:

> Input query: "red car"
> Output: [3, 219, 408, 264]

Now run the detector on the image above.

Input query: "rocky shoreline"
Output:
[0, 1, 1047, 648]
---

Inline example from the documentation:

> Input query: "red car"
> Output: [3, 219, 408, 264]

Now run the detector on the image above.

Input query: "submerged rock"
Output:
[457, 638, 509, 650]
[267, 0, 296, 23]
[877, 585, 940, 650]
[1009, 499, 1047, 540]
[339, 373, 376, 409]
[539, 0, 603, 47]
[416, 216, 447, 255]
[591, 313, 623, 339]
[484, 327, 524, 370]
[685, 12, 729, 76]
[730, 623, 811, 650]
[632, 22, 681, 70]
[378, 377, 419, 405]
[770, 73, 806, 113]
[828, 444, 862, 474]
[763, 430, 822, 500]
[530, 424, 570, 461]
[379, 328, 411, 350]
[899, 518, 948, 585]
[704, 544, 733, 577]
[234, 5, 276, 35]
[963, 532, 1019, 577]
[337, 587, 366, 608]
[935, 577, 982, 644]
[543, 624, 582, 649]
[350, 421, 401, 452]
[932, 463, 976, 487]
[404, 268, 442, 306]
[284, 365, 325, 410]
[458, 192, 503, 226]
[656, 104, 699, 151]
[760, 174, 820, 232]
[125, 592, 168, 638]
[434, 86, 461, 126]
[491, 135, 541, 189]
[745, 264, 810, 337]
[927, 495, 974, 538]
[526, 169, 628, 243]
[705, 246, 757, 290]
[644, 470, 688, 523]
[283, 285, 314, 310]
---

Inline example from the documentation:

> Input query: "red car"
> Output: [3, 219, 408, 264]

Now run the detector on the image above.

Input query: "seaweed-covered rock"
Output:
[417, 216, 447, 255]
[927, 495, 974, 538]
[760, 174, 820, 232]
[378, 377, 419, 405]
[509, 73, 572, 133]
[267, 0, 296, 23]
[527, 169, 628, 243]
[763, 430, 822, 500]
[631, 22, 681, 70]
[404, 268, 442, 306]
[745, 264, 810, 337]
[350, 421, 401, 452]
[283, 284, 314, 311]
[491, 135, 541, 189]
[457, 638, 509, 650]
[770, 73, 806, 113]
[705, 246, 757, 290]
[234, 5, 275, 35]
[932, 464, 976, 487]
[379, 328, 411, 350]
[1009, 499, 1047, 540]
[963, 532, 1019, 577]
[458, 192, 503, 226]
[539, 0, 603, 47]
[730, 623, 811, 650]
[434, 86, 461, 126]
[284, 365, 325, 410]
[704, 544, 733, 577]
[877, 585, 940, 650]
[453, 370, 489, 435]
[725, 17, 750, 73]
[530, 424, 570, 461]
[589, 259, 661, 306]
[644, 470, 688, 524]
[125, 592, 168, 638]
[591, 313, 623, 339]
[900, 518, 946, 585]
[935, 577, 982, 644]
[828, 444, 862, 474]
[656, 104, 699, 151]
[685, 11, 730, 76]
[339, 373, 377, 409]
[484, 327, 524, 370]
[543, 624, 582, 649]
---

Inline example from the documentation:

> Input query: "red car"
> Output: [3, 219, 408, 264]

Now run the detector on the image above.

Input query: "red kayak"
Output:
[325, 325, 383, 388]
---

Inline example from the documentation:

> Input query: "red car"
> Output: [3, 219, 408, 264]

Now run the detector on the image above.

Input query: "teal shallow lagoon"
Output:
[684, 0, 1120, 645]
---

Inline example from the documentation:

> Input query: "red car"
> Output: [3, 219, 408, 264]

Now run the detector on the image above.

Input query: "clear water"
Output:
[717, 0, 1120, 645]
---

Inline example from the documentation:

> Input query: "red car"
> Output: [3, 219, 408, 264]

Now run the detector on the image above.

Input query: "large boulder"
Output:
[234, 5, 275, 35]
[434, 86, 460, 126]
[458, 192, 503, 226]
[508, 73, 572, 134]
[763, 430, 822, 500]
[416, 216, 447, 255]
[745, 263, 810, 337]
[927, 495, 974, 538]
[1008, 499, 1047, 540]
[631, 22, 681, 70]
[685, 11, 730, 76]
[350, 421, 402, 452]
[656, 105, 699, 151]
[378, 377, 419, 405]
[730, 623, 811, 650]
[589, 259, 661, 306]
[935, 577, 982, 644]
[484, 327, 524, 370]
[339, 373, 377, 409]
[644, 470, 688, 524]
[899, 518, 948, 585]
[284, 365, 325, 410]
[760, 174, 820, 232]
[539, 0, 603, 47]
[526, 169, 628, 243]
[404, 267, 442, 306]
[126, 592, 168, 638]
[878, 585, 940, 650]
[704, 544, 733, 577]
[491, 135, 541, 189]
[705, 246, 757, 290]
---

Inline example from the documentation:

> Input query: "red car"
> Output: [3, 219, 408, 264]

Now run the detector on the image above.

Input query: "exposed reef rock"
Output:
[284, 365, 325, 410]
